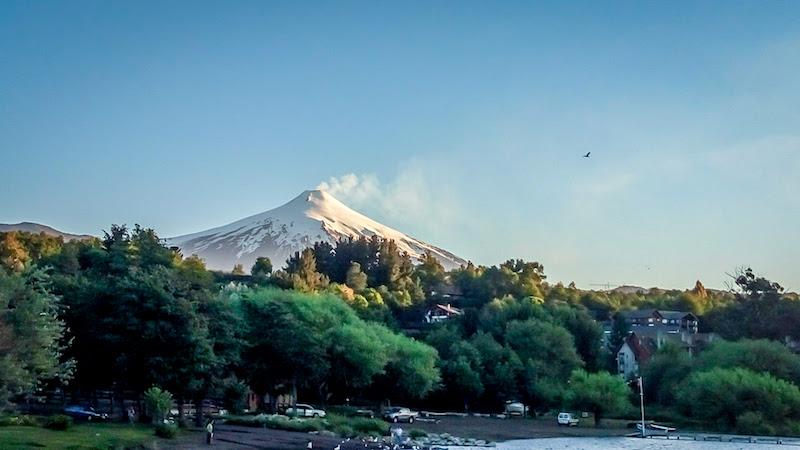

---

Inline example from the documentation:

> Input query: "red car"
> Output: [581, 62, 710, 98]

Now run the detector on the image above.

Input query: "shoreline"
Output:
[408, 416, 631, 442]
[165, 417, 633, 449]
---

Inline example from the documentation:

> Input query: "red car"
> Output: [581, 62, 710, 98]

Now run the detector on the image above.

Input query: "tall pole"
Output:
[639, 376, 646, 438]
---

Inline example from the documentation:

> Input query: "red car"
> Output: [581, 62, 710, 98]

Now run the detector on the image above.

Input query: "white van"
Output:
[557, 412, 579, 426]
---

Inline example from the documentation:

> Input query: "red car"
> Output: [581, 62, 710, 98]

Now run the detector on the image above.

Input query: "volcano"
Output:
[166, 190, 467, 272]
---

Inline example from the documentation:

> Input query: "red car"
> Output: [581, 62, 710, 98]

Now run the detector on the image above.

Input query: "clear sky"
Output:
[2, 1, 798, 291]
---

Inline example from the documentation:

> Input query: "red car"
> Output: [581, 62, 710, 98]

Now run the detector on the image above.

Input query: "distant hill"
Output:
[167, 190, 468, 272]
[610, 285, 653, 294]
[0, 222, 94, 242]
[606, 284, 730, 296]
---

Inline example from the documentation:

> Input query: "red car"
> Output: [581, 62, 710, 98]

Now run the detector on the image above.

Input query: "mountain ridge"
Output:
[166, 190, 468, 272]
[0, 222, 94, 242]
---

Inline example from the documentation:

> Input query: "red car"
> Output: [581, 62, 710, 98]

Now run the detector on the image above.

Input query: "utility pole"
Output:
[639, 376, 646, 438]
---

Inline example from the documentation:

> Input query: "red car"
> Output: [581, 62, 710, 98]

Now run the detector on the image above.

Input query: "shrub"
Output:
[155, 423, 179, 439]
[225, 413, 388, 438]
[143, 386, 173, 425]
[0, 415, 39, 427]
[678, 368, 800, 431]
[18, 415, 39, 427]
[350, 417, 388, 436]
[44, 414, 73, 430]
[326, 405, 360, 417]
[408, 429, 428, 439]
[222, 377, 250, 415]
[227, 413, 323, 432]
[737, 411, 776, 436]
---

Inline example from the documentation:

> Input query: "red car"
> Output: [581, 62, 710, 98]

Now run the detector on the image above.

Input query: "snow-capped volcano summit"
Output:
[167, 190, 467, 272]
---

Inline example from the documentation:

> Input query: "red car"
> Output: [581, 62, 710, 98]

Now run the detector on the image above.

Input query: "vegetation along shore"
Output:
[2, 226, 800, 448]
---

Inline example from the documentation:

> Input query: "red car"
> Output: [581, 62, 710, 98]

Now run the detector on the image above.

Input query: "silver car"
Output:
[284, 403, 326, 418]
[383, 407, 419, 423]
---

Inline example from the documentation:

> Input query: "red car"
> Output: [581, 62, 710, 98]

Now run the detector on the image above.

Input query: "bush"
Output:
[222, 376, 250, 414]
[350, 416, 388, 436]
[226, 414, 323, 432]
[225, 413, 388, 438]
[325, 413, 387, 437]
[143, 386, 173, 425]
[408, 429, 428, 439]
[678, 368, 800, 431]
[44, 414, 73, 430]
[737, 411, 776, 436]
[0, 415, 39, 427]
[155, 423, 179, 439]
[326, 405, 360, 417]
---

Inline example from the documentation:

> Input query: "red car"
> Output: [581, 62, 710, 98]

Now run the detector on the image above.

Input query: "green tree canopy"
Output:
[678, 367, 800, 431]
[251, 257, 273, 278]
[566, 369, 631, 427]
[0, 268, 71, 410]
[696, 339, 800, 386]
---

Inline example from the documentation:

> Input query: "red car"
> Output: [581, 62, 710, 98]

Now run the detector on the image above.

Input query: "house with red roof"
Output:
[616, 332, 657, 380]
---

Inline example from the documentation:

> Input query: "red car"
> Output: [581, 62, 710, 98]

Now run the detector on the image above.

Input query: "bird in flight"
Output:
[582, 152, 591, 158]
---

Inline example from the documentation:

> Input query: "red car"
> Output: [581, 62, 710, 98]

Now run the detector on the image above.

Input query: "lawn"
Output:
[0, 422, 168, 449]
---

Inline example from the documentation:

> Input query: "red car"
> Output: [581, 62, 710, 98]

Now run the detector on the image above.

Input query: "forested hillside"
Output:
[2, 226, 799, 434]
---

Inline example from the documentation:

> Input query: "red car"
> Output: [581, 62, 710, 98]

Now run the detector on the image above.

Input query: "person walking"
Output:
[206, 420, 214, 444]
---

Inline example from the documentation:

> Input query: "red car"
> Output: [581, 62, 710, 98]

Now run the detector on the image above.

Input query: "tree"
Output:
[678, 368, 800, 431]
[285, 249, 329, 292]
[55, 225, 219, 424]
[239, 288, 437, 407]
[0, 232, 30, 272]
[470, 332, 522, 405]
[552, 306, 605, 372]
[143, 386, 174, 425]
[640, 342, 692, 405]
[704, 269, 798, 342]
[506, 319, 583, 408]
[608, 313, 630, 351]
[445, 353, 483, 412]
[0, 268, 71, 410]
[696, 339, 800, 386]
[374, 326, 440, 400]
[416, 251, 446, 295]
[345, 262, 367, 292]
[251, 257, 273, 278]
[239, 294, 328, 412]
[232, 264, 245, 275]
[566, 369, 630, 427]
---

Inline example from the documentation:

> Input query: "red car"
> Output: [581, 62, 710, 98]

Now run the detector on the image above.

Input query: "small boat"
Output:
[636, 423, 677, 435]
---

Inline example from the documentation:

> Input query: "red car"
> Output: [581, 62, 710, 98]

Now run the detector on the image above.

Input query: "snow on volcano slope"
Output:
[166, 190, 467, 272]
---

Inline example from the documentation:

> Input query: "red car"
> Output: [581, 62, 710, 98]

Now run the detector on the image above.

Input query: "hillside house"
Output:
[622, 309, 698, 333]
[616, 332, 657, 380]
[610, 309, 715, 378]
[424, 304, 464, 323]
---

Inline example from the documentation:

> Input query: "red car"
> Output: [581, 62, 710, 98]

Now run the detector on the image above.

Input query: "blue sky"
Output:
[2, 1, 798, 290]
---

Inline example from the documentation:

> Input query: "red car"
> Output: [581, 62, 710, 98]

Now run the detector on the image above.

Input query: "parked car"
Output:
[64, 405, 108, 422]
[557, 412, 579, 426]
[284, 403, 326, 418]
[504, 401, 530, 416]
[383, 407, 419, 423]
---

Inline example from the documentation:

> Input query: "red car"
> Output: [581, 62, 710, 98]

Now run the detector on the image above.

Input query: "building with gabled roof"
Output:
[424, 304, 464, 323]
[616, 332, 657, 380]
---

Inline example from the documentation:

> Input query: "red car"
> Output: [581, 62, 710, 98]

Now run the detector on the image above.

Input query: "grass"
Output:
[0, 422, 168, 449]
